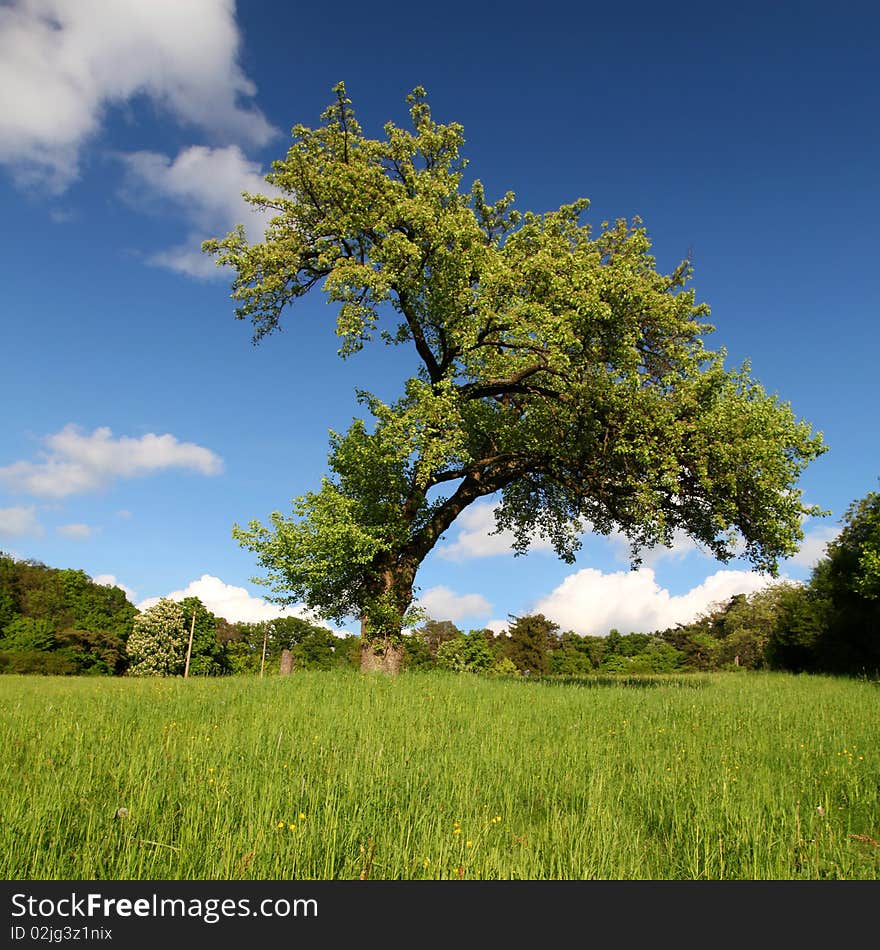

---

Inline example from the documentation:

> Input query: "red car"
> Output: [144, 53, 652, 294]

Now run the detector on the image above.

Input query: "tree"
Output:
[808, 486, 880, 674]
[0, 554, 137, 675]
[126, 598, 189, 676]
[435, 630, 494, 673]
[549, 631, 598, 674]
[0, 616, 56, 653]
[415, 619, 462, 659]
[205, 83, 826, 673]
[292, 625, 341, 670]
[764, 583, 827, 673]
[504, 613, 559, 675]
[179, 597, 229, 676]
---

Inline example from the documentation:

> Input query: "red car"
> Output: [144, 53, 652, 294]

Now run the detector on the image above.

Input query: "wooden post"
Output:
[183, 610, 196, 679]
[260, 624, 269, 679]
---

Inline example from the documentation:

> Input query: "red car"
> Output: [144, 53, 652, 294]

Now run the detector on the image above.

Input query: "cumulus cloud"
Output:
[533, 567, 777, 637]
[136, 574, 351, 632]
[485, 618, 510, 636]
[437, 500, 712, 567]
[0, 505, 43, 538]
[417, 585, 493, 623]
[93, 573, 137, 602]
[56, 522, 94, 539]
[437, 501, 555, 561]
[606, 527, 707, 567]
[120, 144, 281, 277]
[0, 424, 223, 498]
[0, 0, 276, 191]
[789, 524, 839, 569]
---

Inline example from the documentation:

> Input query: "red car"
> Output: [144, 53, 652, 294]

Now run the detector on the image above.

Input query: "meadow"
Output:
[1, 670, 878, 880]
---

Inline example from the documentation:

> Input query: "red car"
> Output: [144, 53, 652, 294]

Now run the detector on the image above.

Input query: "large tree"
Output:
[809, 485, 880, 674]
[205, 84, 826, 672]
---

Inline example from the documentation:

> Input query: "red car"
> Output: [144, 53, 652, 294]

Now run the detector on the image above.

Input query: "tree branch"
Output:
[395, 288, 443, 382]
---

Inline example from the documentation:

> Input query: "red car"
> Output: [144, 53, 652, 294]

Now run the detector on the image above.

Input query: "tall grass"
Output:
[1, 671, 877, 879]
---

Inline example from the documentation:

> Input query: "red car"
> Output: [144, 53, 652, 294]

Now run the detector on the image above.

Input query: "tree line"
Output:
[1, 483, 877, 679]
[0, 555, 360, 677]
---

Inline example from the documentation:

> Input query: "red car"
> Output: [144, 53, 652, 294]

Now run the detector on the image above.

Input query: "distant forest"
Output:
[2, 496, 878, 679]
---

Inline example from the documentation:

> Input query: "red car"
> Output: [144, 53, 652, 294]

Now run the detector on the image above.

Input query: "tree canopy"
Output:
[0, 553, 135, 675]
[205, 83, 826, 670]
[810, 485, 880, 673]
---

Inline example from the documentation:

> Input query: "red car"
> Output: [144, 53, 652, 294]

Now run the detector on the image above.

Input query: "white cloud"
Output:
[136, 574, 351, 632]
[789, 524, 839, 568]
[533, 567, 777, 637]
[437, 501, 556, 561]
[93, 573, 137, 602]
[56, 522, 94, 539]
[0, 0, 276, 191]
[417, 585, 492, 623]
[438, 500, 710, 567]
[607, 527, 706, 567]
[0, 505, 43, 538]
[485, 618, 510, 636]
[0, 424, 223, 498]
[120, 144, 282, 277]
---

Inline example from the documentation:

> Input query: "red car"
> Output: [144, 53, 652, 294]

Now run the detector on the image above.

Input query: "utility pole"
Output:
[184, 610, 196, 678]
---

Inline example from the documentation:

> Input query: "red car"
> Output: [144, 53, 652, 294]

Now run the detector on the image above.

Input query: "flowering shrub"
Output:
[126, 598, 188, 676]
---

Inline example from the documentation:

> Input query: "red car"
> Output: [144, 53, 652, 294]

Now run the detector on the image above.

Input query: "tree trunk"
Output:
[357, 563, 414, 675]
[360, 637, 405, 674]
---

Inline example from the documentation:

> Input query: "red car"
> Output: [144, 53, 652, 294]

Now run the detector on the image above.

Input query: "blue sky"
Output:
[1, 0, 877, 635]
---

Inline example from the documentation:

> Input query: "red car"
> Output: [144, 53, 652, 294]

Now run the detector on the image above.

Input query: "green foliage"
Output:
[0, 615, 56, 652]
[0, 650, 78, 675]
[292, 626, 343, 671]
[626, 641, 684, 673]
[487, 656, 520, 678]
[208, 85, 826, 651]
[223, 615, 355, 673]
[549, 632, 602, 674]
[808, 486, 880, 674]
[832, 489, 880, 600]
[0, 553, 137, 675]
[417, 619, 462, 658]
[401, 632, 435, 670]
[764, 584, 827, 673]
[504, 614, 559, 674]
[435, 630, 494, 673]
[178, 597, 229, 676]
[0, 589, 16, 632]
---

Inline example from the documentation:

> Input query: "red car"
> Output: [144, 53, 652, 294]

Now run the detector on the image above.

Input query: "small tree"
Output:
[504, 613, 559, 675]
[206, 84, 826, 672]
[435, 630, 494, 673]
[126, 598, 188, 676]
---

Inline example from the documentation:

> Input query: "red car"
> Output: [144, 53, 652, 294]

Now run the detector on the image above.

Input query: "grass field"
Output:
[1, 670, 878, 880]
